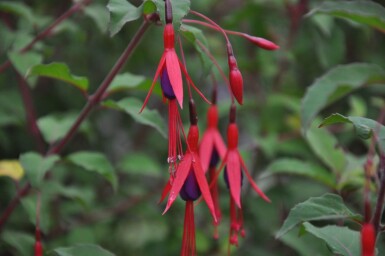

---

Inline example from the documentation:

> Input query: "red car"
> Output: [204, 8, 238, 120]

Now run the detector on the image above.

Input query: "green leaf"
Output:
[1, 231, 34, 256]
[103, 98, 167, 138]
[107, 72, 146, 94]
[306, 124, 346, 173]
[276, 193, 361, 238]
[263, 158, 336, 187]
[8, 51, 43, 77]
[153, 0, 190, 29]
[309, 1, 385, 32]
[302, 222, 360, 256]
[320, 113, 385, 153]
[301, 63, 385, 131]
[0, 2, 35, 25]
[118, 153, 162, 177]
[67, 151, 118, 191]
[53, 243, 115, 256]
[107, 0, 142, 36]
[27, 63, 89, 92]
[37, 113, 90, 144]
[84, 4, 109, 33]
[181, 24, 213, 76]
[19, 152, 60, 188]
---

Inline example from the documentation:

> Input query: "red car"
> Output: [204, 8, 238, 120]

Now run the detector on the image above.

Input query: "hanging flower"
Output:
[199, 102, 226, 238]
[213, 105, 270, 246]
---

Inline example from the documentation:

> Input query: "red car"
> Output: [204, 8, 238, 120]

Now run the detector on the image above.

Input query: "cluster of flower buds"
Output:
[140, 0, 278, 254]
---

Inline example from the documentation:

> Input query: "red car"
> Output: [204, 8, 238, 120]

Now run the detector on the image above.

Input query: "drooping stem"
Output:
[17, 75, 45, 153]
[0, 17, 153, 232]
[0, 0, 92, 74]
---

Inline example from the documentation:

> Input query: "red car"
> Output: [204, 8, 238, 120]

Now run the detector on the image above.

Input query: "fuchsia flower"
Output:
[361, 223, 375, 256]
[163, 100, 217, 255]
[199, 99, 226, 238]
[213, 105, 270, 246]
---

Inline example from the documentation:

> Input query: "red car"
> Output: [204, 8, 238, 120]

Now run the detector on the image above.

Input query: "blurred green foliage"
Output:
[1, 0, 385, 255]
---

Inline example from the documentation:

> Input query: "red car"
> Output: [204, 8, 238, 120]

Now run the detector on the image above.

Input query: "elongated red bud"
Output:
[243, 34, 279, 50]
[34, 241, 43, 256]
[361, 223, 375, 256]
[228, 56, 243, 104]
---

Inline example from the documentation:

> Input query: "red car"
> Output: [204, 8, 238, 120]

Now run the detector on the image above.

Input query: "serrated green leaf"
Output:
[53, 243, 115, 256]
[153, 0, 190, 29]
[19, 152, 60, 188]
[263, 158, 336, 187]
[309, 1, 385, 32]
[302, 222, 360, 256]
[107, 0, 142, 36]
[306, 124, 346, 173]
[27, 63, 89, 92]
[103, 98, 166, 138]
[84, 4, 109, 33]
[37, 113, 90, 144]
[67, 151, 118, 191]
[8, 51, 43, 77]
[320, 113, 385, 153]
[301, 63, 385, 131]
[1, 231, 34, 256]
[276, 193, 361, 238]
[181, 24, 213, 76]
[107, 72, 146, 94]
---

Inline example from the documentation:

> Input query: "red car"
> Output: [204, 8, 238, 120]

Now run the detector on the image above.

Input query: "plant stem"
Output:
[0, 17, 153, 232]
[0, 0, 92, 74]
[17, 75, 46, 153]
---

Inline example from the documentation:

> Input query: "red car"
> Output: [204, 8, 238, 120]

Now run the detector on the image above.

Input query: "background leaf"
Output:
[8, 51, 43, 77]
[67, 151, 118, 191]
[0, 160, 24, 180]
[302, 222, 360, 256]
[276, 193, 361, 238]
[263, 158, 335, 187]
[106, 72, 146, 94]
[301, 63, 385, 131]
[53, 243, 115, 256]
[153, 0, 190, 29]
[27, 62, 89, 92]
[107, 0, 142, 36]
[309, 1, 385, 32]
[320, 113, 385, 153]
[1, 231, 34, 256]
[103, 98, 167, 138]
[19, 152, 60, 188]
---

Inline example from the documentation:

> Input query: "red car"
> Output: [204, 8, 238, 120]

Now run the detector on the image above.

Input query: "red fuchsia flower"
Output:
[361, 223, 375, 256]
[199, 94, 226, 238]
[213, 104, 270, 246]
[163, 100, 217, 256]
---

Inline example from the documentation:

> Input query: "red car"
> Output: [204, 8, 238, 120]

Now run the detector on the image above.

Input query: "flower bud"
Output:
[361, 223, 375, 256]
[243, 34, 279, 50]
[228, 55, 243, 104]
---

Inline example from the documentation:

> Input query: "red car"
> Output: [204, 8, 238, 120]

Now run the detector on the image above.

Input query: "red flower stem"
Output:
[0, 17, 153, 232]
[193, 39, 234, 103]
[0, 0, 92, 74]
[17, 75, 45, 153]
[189, 11, 231, 52]
[183, 19, 244, 37]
